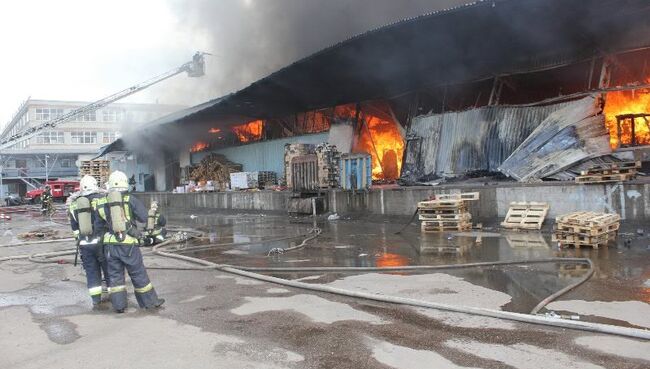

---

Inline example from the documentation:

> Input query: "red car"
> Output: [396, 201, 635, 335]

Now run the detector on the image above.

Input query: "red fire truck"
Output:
[25, 180, 79, 204]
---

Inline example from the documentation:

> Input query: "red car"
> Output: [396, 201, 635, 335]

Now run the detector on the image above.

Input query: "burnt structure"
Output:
[103, 0, 650, 188]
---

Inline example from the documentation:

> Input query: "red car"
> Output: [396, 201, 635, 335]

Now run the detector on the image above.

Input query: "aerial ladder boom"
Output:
[0, 52, 208, 151]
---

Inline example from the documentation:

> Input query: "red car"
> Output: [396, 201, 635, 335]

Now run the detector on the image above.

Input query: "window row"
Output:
[32, 131, 118, 145]
[31, 108, 154, 122]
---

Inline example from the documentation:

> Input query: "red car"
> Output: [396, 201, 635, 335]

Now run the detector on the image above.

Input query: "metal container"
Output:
[340, 153, 371, 190]
[290, 154, 319, 191]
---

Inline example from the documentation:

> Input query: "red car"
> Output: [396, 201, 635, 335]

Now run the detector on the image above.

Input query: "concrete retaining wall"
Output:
[139, 180, 650, 221]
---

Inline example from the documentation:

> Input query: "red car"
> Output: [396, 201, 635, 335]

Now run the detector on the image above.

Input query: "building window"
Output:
[60, 159, 72, 168]
[36, 131, 65, 144]
[71, 131, 97, 144]
[35, 108, 64, 121]
[34, 158, 45, 167]
[102, 109, 124, 122]
[102, 131, 117, 144]
[76, 111, 96, 122]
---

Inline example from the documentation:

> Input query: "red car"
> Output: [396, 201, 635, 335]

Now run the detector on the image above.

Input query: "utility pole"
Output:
[45, 154, 49, 182]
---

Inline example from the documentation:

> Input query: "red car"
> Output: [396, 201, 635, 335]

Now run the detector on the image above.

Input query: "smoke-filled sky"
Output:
[0, 0, 467, 128]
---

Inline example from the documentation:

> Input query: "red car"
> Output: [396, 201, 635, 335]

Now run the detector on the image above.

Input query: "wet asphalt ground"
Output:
[1, 210, 649, 368]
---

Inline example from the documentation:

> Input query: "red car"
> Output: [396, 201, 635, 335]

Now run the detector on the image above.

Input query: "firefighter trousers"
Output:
[105, 243, 160, 311]
[79, 242, 108, 305]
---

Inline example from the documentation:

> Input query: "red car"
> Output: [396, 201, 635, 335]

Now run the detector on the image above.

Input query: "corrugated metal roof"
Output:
[403, 100, 578, 179]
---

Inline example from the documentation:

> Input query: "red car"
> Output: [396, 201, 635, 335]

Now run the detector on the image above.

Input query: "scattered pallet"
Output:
[501, 202, 549, 230]
[575, 161, 640, 184]
[553, 211, 619, 249]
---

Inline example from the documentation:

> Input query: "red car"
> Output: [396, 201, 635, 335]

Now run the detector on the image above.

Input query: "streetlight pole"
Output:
[45, 154, 49, 182]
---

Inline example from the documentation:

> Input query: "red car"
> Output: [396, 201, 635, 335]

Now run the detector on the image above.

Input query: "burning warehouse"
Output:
[101, 0, 650, 196]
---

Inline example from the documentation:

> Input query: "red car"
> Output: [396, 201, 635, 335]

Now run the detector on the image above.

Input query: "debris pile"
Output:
[190, 154, 242, 189]
[18, 227, 64, 240]
[552, 211, 620, 249]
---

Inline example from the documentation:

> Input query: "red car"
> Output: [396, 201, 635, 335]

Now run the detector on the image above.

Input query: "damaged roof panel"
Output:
[402, 100, 577, 179]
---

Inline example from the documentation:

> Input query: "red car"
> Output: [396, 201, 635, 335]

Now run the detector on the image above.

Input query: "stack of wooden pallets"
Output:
[575, 161, 641, 184]
[418, 192, 479, 233]
[80, 160, 110, 187]
[501, 202, 549, 230]
[552, 211, 620, 249]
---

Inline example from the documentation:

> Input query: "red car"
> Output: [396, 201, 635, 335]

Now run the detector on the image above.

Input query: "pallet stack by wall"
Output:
[417, 192, 479, 233]
[552, 211, 620, 249]
[575, 161, 640, 184]
[80, 160, 110, 187]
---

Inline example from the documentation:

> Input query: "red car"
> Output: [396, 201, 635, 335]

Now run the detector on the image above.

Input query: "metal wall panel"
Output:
[405, 100, 578, 179]
[193, 133, 329, 177]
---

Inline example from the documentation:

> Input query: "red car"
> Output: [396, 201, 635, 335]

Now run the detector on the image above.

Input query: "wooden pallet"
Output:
[575, 173, 635, 184]
[554, 222, 619, 237]
[580, 161, 641, 175]
[418, 208, 467, 215]
[421, 222, 472, 233]
[432, 192, 480, 201]
[419, 212, 472, 221]
[552, 232, 616, 243]
[555, 212, 620, 227]
[417, 199, 467, 209]
[500, 202, 549, 230]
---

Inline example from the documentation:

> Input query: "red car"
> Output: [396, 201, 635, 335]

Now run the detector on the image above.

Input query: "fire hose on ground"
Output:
[1, 229, 649, 339]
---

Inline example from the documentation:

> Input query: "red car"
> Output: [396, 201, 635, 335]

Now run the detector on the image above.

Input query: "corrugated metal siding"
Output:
[405, 100, 578, 178]
[193, 133, 329, 177]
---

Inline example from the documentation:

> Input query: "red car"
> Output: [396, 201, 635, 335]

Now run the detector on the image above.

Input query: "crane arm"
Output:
[0, 54, 205, 151]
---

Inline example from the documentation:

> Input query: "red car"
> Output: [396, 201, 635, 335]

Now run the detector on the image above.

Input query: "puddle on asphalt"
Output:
[165, 211, 650, 316]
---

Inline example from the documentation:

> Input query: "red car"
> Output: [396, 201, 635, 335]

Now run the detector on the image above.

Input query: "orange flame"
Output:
[208, 128, 221, 133]
[604, 85, 650, 148]
[333, 104, 404, 180]
[232, 120, 263, 142]
[190, 141, 209, 153]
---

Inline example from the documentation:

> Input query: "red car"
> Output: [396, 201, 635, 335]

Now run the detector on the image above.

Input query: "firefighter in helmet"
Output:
[41, 185, 54, 215]
[68, 175, 109, 307]
[144, 200, 167, 246]
[93, 170, 164, 313]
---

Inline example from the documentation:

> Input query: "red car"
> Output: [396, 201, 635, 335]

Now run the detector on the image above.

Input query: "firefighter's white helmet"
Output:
[107, 170, 129, 191]
[80, 175, 98, 195]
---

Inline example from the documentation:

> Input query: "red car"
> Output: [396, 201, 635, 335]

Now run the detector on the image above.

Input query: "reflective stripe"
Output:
[94, 197, 108, 221]
[88, 286, 103, 296]
[108, 285, 126, 293]
[103, 233, 139, 245]
[123, 195, 132, 222]
[134, 283, 153, 294]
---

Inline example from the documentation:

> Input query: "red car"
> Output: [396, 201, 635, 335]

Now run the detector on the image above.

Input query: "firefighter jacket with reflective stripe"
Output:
[94, 192, 148, 246]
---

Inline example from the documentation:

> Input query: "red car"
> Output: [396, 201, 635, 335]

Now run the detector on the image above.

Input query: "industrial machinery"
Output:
[0, 52, 209, 151]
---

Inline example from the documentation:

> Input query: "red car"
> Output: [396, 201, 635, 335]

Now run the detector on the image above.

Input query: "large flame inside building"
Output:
[604, 84, 650, 148]
[190, 141, 209, 153]
[232, 120, 264, 142]
[334, 104, 405, 180]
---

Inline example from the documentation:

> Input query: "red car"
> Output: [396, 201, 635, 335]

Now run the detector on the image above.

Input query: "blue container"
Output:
[339, 153, 372, 190]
